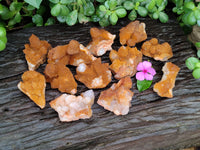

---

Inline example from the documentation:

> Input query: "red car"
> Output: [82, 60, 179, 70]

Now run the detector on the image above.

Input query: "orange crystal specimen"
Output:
[153, 62, 180, 98]
[44, 63, 77, 94]
[69, 44, 96, 66]
[87, 27, 116, 56]
[23, 34, 52, 70]
[17, 71, 46, 109]
[75, 58, 112, 89]
[48, 40, 95, 66]
[141, 38, 173, 61]
[109, 46, 142, 79]
[50, 90, 94, 122]
[97, 77, 134, 115]
[119, 20, 147, 46]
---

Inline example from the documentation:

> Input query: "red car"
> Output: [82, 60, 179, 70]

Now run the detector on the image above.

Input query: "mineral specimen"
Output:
[17, 71, 46, 109]
[69, 44, 96, 66]
[23, 34, 52, 70]
[75, 58, 112, 89]
[153, 62, 180, 98]
[44, 63, 77, 94]
[119, 20, 147, 46]
[50, 90, 95, 122]
[141, 38, 173, 61]
[48, 40, 95, 66]
[97, 77, 134, 115]
[109, 46, 142, 79]
[87, 27, 116, 56]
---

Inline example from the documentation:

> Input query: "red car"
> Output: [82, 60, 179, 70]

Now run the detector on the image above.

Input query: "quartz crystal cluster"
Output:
[141, 38, 173, 61]
[109, 46, 142, 79]
[97, 77, 134, 115]
[23, 34, 52, 70]
[50, 90, 95, 122]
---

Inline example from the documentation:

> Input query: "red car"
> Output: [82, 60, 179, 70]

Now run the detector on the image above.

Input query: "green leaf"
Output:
[99, 17, 110, 27]
[152, 12, 159, 19]
[108, 0, 117, 10]
[197, 50, 200, 58]
[83, 2, 95, 16]
[185, 57, 199, 70]
[128, 10, 137, 21]
[109, 12, 118, 25]
[99, 5, 107, 11]
[78, 13, 90, 24]
[197, 20, 200, 27]
[192, 68, 200, 79]
[24, 0, 42, 9]
[186, 11, 197, 26]
[57, 15, 67, 23]
[60, 5, 69, 16]
[115, 8, 127, 18]
[195, 42, 200, 48]
[0, 5, 13, 20]
[137, 80, 152, 92]
[9, 2, 23, 12]
[195, 62, 200, 68]
[26, 4, 35, 11]
[32, 14, 43, 26]
[0, 36, 7, 43]
[51, 4, 61, 17]
[159, 11, 168, 23]
[194, 9, 200, 20]
[0, 39, 6, 51]
[14, 12, 21, 23]
[0, 27, 6, 37]
[156, 0, 163, 6]
[96, 0, 105, 2]
[123, 1, 134, 10]
[137, 6, 148, 17]
[49, 0, 59, 4]
[60, 0, 73, 4]
[176, 0, 183, 8]
[45, 17, 55, 26]
[8, 19, 16, 27]
[184, 1, 195, 10]
[147, 0, 156, 11]
[66, 10, 78, 26]
[90, 15, 100, 22]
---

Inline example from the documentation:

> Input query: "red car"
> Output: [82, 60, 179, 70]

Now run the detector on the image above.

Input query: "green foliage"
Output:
[173, 0, 200, 27]
[24, 0, 42, 9]
[137, 80, 153, 92]
[186, 56, 200, 79]
[0, 27, 7, 51]
[0, 0, 199, 53]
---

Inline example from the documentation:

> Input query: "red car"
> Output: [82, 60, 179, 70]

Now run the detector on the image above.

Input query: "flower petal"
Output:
[136, 72, 145, 81]
[137, 62, 144, 71]
[147, 67, 156, 76]
[143, 61, 152, 69]
[144, 73, 153, 80]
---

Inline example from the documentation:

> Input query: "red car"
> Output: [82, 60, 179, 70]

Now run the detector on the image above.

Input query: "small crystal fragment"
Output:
[75, 58, 112, 89]
[50, 90, 95, 122]
[48, 40, 95, 66]
[87, 28, 116, 56]
[44, 63, 77, 94]
[153, 62, 180, 98]
[23, 34, 52, 70]
[141, 38, 173, 61]
[17, 71, 46, 109]
[119, 21, 147, 46]
[109, 46, 142, 79]
[97, 77, 134, 115]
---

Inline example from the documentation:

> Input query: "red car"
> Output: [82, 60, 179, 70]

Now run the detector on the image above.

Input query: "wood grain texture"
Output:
[0, 13, 200, 150]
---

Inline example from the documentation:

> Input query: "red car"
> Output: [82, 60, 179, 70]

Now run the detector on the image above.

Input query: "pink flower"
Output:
[136, 61, 156, 81]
